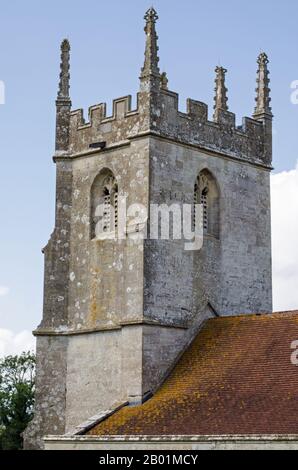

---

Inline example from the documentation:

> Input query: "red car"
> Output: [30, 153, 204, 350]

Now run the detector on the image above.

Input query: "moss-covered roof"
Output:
[88, 311, 298, 436]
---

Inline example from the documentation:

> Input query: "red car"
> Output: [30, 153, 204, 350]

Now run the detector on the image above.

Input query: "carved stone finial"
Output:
[140, 7, 161, 90]
[213, 66, 228, 121]
[57, 39, 70, 100]
[161, 71, 168, 90]
[56, 39, 71, 152]
[253, 52, 272, 118]
[144, 6, 158, 23]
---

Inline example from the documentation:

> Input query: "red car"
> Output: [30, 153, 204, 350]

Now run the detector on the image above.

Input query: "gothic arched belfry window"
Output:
[91, 169, 118, 239]
[194, 169, 220, 239]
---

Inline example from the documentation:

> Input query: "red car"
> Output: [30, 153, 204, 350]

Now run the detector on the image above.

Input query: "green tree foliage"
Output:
[0, 352, 35, 450]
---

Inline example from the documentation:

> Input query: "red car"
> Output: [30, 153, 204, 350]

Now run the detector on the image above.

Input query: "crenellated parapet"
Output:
[65, 86, 269, 166]
[55, 7, 272, 167]
[149, 88, 268, 166]
[69, 96, 142, 154]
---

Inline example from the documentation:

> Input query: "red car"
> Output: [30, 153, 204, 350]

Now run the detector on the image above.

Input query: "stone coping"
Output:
[44, 434, 298, 442]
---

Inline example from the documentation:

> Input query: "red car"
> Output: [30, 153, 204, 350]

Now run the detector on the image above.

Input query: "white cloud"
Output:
[0, 329, 35, 358]
[0, 286, 9, 297]
[271, 163, 298, 312]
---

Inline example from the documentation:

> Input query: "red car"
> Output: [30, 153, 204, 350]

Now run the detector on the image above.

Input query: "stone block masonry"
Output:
[24, 7, 273, 448]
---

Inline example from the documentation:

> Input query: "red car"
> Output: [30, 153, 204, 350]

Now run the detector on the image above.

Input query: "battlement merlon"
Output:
[54, 9, 272, 167]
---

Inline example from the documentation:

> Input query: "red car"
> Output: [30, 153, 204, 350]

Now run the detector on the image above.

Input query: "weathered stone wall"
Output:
[41, 160, 73, 329]
[28, 27, 272, 446]
[27, 138, 151, 446]
[144, 136, 272, 324]
[66, 139, 148, 330]
[65, 330, 123, 433]
[28, 129, 272, 447]
[24, 336, 68, 449]
[142, 325, 187, 396]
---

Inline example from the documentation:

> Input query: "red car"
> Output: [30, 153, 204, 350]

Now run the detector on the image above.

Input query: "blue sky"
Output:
[0, 0, 298, 347]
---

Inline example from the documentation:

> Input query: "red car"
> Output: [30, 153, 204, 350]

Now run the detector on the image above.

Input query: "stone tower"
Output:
[25, 8, 273, 449]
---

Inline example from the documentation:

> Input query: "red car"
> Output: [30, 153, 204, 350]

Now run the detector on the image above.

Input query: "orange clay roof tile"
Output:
[87, 311, 298, 436]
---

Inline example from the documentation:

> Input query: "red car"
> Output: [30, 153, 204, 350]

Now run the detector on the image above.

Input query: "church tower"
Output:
[25, 8, 273, 448]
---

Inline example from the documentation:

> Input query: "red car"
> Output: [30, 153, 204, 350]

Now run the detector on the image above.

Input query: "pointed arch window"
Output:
[91, 169, 118, 239]
[194, 170, 219, 239]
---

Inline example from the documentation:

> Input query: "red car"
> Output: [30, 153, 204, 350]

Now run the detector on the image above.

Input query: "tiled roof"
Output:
[88, 311, 298, 436]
